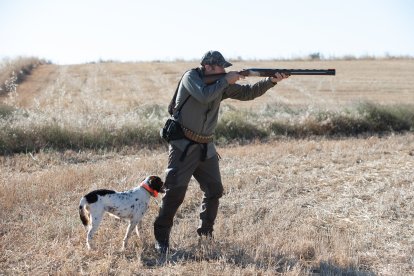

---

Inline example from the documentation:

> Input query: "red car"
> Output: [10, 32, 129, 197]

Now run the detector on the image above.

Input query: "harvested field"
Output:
[1, 59, 413, 275]
[1, 135, 413, 275]
[7, 59, 414, 111]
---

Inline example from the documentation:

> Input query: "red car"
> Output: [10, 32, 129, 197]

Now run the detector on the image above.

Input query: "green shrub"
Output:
[216, 111, 268, 142]
[358, 103, 413, 132]
[0, 122, 164, 154]
[269, 121, 297, 136]
[0, 104, 16, 119]
[0, 102, 413, 154]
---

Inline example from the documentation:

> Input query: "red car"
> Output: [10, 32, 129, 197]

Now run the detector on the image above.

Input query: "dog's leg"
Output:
[122, 220, 138, 250]
[87, 212, 103, 250]
[135, 225, 140, 239]
[133, 222, 143, 248]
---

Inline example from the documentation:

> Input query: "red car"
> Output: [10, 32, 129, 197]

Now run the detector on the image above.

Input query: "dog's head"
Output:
[143, 175, 165, 195]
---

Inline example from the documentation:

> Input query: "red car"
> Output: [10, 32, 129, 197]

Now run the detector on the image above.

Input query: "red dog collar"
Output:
[141, 183, 158, 197]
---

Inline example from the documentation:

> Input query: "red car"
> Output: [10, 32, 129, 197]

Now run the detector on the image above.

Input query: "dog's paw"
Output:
[86, 243, 95, 251]
[121, 241, 128, 251]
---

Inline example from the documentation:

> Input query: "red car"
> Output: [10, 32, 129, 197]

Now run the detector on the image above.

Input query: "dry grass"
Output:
[1, 135, 413, 275]
[1, 60, 413, 153]
[4, 59, 414, 111]
[1, 59, 414, 275]
[0, 57, 46, 96]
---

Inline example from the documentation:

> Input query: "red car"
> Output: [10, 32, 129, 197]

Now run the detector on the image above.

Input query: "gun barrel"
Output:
[242, 68, 336, 76]
[202, 68, 335, 84]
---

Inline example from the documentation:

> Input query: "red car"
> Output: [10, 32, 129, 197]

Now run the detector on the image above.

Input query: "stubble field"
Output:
[1, 59, 414, 275]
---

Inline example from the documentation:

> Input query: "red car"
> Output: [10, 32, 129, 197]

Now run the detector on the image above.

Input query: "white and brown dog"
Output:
[79, 175, 165, 250]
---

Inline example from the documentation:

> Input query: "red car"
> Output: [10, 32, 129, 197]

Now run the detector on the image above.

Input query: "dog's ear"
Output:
[156, 176, 165, 193]
[158, 181, 166, 193]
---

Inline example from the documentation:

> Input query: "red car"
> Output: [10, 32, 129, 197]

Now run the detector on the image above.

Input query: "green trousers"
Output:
[154, 143, 223, 243]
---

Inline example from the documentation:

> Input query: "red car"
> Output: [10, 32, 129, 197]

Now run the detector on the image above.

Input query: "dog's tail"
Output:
[79, 197, 90, 226]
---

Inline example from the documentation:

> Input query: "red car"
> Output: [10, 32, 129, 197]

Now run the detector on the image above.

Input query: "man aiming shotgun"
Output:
[156, 50, 335, 254]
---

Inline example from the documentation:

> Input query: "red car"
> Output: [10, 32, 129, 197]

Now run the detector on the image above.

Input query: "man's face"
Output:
[204, 64, 225, 75]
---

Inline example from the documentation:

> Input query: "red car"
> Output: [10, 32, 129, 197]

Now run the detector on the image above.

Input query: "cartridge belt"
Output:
[181, 126, 214, 144]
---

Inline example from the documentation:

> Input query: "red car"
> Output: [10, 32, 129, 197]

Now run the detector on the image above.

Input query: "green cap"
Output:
[200, 50, 232, 68]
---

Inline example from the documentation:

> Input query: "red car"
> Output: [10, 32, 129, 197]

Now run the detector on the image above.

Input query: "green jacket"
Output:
[171, 68, 276, 158]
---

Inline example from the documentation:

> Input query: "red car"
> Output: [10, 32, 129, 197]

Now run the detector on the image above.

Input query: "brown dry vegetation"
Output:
[0, 57, 46, 96]
[1, 59, 414, 275]
[7, 59, 414, 110]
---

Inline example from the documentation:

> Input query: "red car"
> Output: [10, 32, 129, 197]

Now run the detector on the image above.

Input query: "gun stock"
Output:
[203, 68, 335, 84]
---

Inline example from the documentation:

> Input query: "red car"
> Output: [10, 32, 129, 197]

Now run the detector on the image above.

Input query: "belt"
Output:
[181, 126, 214, 144]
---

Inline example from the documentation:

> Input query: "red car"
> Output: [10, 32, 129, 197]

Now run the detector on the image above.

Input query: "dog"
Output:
[79, 175, 165, 250]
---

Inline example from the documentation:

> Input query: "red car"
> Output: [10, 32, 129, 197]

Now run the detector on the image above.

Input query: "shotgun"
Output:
[203, 68, 336, 84]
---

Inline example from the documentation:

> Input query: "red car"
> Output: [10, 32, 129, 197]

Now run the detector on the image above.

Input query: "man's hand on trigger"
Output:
[271, 73, 289, 84]
[225, 71, 244, 84]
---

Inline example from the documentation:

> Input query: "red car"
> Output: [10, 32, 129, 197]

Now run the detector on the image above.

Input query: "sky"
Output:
[0, 0, 413, 65]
